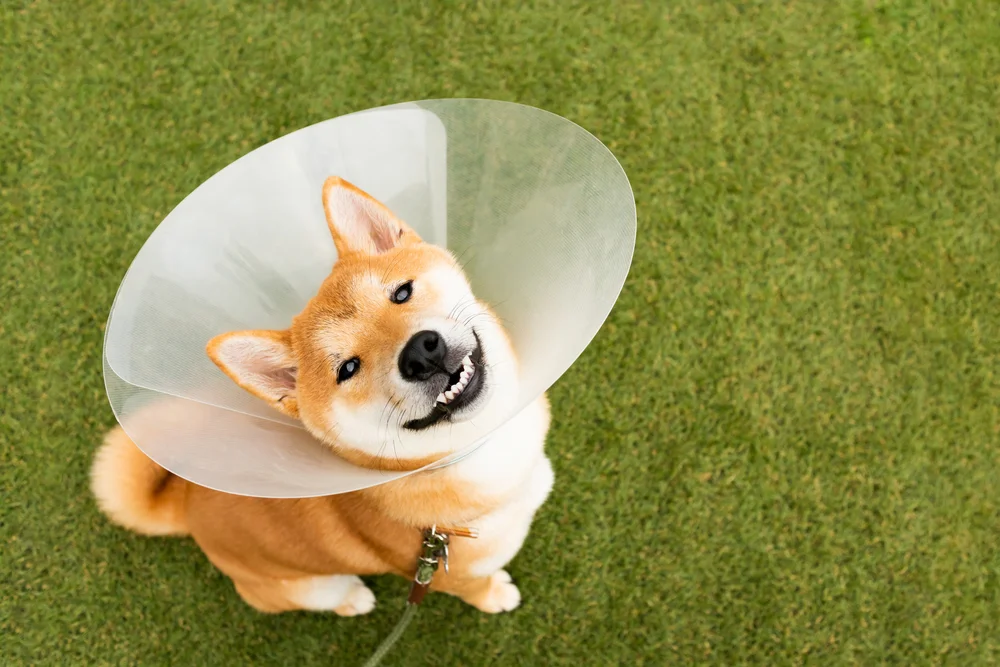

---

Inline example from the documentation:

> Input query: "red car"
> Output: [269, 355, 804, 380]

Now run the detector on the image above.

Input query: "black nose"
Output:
[399, 330, 446, 381]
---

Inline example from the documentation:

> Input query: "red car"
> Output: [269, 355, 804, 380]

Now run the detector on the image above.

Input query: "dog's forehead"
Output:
[324, 247, 470, 300]
[299, 246, 474, 354]
[311, 316, 372, 360]
[306, 274, 382, 328]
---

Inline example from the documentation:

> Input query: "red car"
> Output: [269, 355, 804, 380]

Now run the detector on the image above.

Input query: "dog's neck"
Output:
[353, 395, 550, 528]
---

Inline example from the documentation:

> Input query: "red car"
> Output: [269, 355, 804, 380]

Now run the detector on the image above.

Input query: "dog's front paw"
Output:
[470, 570, 521, 614]
[334, 579, 377, 617]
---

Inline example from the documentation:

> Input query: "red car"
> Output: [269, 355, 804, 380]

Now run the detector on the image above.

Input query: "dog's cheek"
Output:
[327, 397, 393, 450]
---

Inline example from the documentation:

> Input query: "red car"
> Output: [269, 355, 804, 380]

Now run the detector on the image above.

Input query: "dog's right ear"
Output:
[322, 176, 421, 256]
[207, 329, 299, 418]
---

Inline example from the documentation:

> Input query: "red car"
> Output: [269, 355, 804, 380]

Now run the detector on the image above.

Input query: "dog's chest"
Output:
[444, 395, 550, 499]
[438, 396, 553, 576]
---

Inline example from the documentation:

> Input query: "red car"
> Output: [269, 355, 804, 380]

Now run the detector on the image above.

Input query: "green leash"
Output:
[361, 604, 419, 667]
[360, 526, 473, 667]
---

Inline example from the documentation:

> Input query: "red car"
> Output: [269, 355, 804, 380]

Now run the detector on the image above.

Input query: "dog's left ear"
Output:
[322, 176, 421, 256]
[206, 329, 299, 418]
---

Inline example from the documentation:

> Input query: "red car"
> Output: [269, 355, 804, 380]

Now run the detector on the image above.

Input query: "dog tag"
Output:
[438, 526, 480, 539]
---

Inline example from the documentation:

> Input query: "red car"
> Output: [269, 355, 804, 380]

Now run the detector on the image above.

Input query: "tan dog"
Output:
[92, 177, 553, 615]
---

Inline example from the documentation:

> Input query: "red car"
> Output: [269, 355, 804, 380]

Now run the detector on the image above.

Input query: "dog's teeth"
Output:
[445, 390, 455, 401]
[437, 392, 447, 404]
[460, 370, 471, 382]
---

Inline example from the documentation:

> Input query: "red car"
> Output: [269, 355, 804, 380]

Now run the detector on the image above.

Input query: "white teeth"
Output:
[435, 356, 477, 406]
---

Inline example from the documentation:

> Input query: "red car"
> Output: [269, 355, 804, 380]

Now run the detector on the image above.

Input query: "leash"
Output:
[360, 525, 479, 667]
[360, 605, 418, 667]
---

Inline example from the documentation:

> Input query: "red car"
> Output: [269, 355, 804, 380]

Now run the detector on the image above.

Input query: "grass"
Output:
[3, 0, 1000, 664]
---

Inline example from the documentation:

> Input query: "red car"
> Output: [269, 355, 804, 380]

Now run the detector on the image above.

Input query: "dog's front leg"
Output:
[424, 454, 554, 612]
[431, 569, 521, 613]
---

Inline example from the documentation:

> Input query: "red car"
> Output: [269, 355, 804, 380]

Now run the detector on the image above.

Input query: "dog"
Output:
[91, 176, 553, 615]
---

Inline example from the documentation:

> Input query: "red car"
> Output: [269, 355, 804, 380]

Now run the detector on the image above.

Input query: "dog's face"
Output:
[208, 177, 518, 469]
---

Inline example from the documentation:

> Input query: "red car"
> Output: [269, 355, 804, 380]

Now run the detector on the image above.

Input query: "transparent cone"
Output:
[104, 99, 635, 497]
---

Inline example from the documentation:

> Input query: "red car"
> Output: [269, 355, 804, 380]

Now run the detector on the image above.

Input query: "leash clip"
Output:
[407, 524, 477, 604]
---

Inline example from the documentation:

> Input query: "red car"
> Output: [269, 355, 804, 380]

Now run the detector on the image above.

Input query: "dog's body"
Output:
[92, 177, 553, 615]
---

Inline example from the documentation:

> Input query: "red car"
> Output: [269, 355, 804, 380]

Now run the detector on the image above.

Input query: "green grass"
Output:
[3, 0, 1000, 664]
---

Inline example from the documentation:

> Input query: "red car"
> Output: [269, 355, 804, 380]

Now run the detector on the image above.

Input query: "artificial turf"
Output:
[3, 1, 1000, 664]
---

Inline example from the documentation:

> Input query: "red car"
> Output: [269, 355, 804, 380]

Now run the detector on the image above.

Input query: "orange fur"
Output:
[92, 177, 552, 615]
[91, 421, 548, 614]
[91, 427, 188, 536]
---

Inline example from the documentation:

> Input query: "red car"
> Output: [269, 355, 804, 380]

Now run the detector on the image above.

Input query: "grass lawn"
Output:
[3, 1, 1000, 664]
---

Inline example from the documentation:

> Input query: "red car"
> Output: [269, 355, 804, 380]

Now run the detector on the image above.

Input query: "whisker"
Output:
[452, 299, 479, 324]
[448, 297, 476, 323]
[392, 409, 409, 466]
[451, 245, 476, 270]
[379, 250, 407, 285]
[376, 398, 394, 441]
[460, 312, 496, 328]
[319, 420, 344, 448]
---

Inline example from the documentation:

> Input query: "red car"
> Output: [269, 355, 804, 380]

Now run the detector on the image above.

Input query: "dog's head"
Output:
[207, 177, 518, 469]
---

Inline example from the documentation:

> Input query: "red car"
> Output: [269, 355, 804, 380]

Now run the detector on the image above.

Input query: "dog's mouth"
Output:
[403, 337, 485, 431]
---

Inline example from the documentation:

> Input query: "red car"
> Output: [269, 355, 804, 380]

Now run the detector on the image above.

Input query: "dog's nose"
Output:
[399, 330, 446, 382]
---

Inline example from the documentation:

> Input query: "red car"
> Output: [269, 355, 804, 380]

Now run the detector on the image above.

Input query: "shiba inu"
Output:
[91, 177, 553, 615]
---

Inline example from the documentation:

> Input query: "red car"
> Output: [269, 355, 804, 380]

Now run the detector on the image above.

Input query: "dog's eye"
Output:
[337, 357, 361, 383]
[391, 281, 413, 304]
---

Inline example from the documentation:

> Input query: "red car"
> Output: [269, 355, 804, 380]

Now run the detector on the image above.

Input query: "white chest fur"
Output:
[442, 396, 554, 577]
